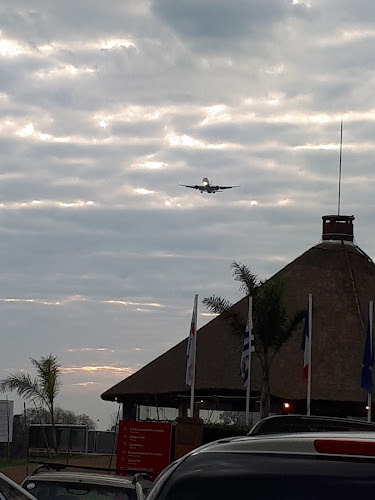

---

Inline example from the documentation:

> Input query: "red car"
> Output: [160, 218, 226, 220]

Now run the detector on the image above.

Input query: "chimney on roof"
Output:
[322, 215, 355, 242]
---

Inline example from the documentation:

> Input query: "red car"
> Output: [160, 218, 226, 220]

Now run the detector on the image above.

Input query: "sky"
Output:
[1, 0, 375, 430]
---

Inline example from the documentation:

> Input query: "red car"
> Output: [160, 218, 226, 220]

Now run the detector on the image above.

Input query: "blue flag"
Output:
[361, 320, 373, 394]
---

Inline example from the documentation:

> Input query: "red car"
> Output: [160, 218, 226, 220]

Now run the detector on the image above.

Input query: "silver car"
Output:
[0, 472, 38, 500]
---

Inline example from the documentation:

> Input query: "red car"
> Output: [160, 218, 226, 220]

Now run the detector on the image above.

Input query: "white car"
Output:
[0, 472, 38, 500]
[146, 431, 375, 499]
[21, 464, 152, 500]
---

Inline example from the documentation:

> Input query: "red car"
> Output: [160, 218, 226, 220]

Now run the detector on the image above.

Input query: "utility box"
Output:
[173, 416, 203, 460]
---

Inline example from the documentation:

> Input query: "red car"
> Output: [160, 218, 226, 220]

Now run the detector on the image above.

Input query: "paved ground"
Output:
[0, 454, 117, 484]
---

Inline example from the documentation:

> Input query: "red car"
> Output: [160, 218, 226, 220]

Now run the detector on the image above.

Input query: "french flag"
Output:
[301, 307, 309, 384]
[185, 298, 197, 387]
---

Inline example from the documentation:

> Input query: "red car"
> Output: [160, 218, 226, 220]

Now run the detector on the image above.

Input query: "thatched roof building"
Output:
[101, 215, 375, 419]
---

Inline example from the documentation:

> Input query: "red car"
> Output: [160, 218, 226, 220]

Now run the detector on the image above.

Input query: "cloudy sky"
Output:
[1, 0, 375, 429]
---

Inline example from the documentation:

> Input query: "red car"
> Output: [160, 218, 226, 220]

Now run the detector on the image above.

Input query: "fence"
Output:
[28, 425, 117, 455]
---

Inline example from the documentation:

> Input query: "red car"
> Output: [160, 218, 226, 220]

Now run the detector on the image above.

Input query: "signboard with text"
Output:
[116, 420, 172, 476]
[0, 400, 13, 443]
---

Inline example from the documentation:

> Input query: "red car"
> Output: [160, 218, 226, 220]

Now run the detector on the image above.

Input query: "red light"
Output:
[283, 402, 290, 409]
[314, 439, 375, 456]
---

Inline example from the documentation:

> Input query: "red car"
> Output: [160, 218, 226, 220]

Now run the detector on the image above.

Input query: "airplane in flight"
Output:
[180, 177, 240, 194]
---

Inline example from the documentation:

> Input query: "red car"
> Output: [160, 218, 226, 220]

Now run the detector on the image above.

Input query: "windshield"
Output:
[23, 480, 137, 500]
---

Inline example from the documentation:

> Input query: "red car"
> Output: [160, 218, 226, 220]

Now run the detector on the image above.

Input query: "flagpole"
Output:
[6, 395, 10, 461]
[189, 294, 198, 417]
[245, 296, 252, 426]
[368, 300, 373, 422]
[307, 294, 312, 416]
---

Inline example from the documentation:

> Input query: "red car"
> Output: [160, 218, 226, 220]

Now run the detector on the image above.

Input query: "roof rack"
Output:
[248, 414, 375, 436]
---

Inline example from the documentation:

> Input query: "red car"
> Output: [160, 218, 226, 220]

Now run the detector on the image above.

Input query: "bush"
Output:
[202, 423, 249, 444]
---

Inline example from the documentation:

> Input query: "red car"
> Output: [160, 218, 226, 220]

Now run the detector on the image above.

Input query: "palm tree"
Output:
[0, 354, 62, 454]
[203, 262, 305, 419]
[203, 262, 261, 334]
[253, 279, 305, 418]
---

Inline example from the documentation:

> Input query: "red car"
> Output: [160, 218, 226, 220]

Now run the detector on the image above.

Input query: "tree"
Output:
[107, 408, 121, 432]
[0, 354, 61, 454]
[20, 406, 96, 430]
[203, 262, 305, 419]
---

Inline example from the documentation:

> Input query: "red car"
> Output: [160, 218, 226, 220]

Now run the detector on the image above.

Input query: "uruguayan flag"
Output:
[240, 322, 254, 387]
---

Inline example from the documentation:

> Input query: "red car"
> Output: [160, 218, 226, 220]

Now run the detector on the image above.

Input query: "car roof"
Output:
[23, 471, 136, 489]
[192, 431, 375, 457]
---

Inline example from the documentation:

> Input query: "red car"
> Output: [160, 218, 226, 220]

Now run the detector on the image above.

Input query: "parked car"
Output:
[146, 431, 375, 499]
[21, 462, 152, 500]
[0, 471, 38, 500]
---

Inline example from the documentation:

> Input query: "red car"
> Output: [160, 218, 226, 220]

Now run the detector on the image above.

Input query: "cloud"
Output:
[62, 365, 135, 376]
[152, 0, 292, 41]
[2, 0, 375, 430]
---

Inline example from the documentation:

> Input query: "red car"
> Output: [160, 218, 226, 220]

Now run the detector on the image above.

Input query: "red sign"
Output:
[116, 421, 172, 477]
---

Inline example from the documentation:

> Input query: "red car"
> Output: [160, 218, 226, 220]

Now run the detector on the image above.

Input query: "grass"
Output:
[0, 458, 27, 468]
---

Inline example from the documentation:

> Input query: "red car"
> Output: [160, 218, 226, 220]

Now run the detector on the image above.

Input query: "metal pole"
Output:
[189, 294, 198, 417]
[307, 294, 312, 416]
[338, 117, 343, 216]
[109, 403, 121, 470]
[368, 301, 373, 422]
[25, 403, 29, 476]
[6, 396, 10, 461]
[245, 296, 252, 426]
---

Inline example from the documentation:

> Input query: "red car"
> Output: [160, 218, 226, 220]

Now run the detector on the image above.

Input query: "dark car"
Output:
[146, 431, 375, 499]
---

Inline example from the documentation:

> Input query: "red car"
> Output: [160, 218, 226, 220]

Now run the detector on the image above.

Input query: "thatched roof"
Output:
[101, 297, 256, 405]
[101, 215, 375, 407]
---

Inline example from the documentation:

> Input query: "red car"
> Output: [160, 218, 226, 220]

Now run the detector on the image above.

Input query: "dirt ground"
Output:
[0, 454, 117, 484]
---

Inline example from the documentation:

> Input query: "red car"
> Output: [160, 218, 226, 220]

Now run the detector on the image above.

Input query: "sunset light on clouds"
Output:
[1, 0, 375, 428]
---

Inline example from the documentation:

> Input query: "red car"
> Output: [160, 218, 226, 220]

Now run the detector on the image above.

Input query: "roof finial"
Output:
[338, 117, 343, 216]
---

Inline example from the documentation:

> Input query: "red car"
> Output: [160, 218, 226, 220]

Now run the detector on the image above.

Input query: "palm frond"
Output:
[253, 278, 288, 351]
[31, 354, 62, 407]
[202, 295, 232, 314]
[0, 372, 43, 403]
[271, 309, 306, 361]
[230, 261, 260, 295]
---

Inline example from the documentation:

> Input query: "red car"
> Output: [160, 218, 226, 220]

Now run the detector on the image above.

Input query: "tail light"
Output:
[314, 439, 375, 456]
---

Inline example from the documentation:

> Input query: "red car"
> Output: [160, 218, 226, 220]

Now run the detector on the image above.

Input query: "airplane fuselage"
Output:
[200, 178, 216, 193]
[180, 177, 239, 193]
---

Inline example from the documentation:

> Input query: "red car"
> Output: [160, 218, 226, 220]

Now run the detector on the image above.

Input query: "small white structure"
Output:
[0, 400, 13, 443]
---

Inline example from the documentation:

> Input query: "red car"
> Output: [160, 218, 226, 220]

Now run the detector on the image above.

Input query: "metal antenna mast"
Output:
[338, 117, 343, 215]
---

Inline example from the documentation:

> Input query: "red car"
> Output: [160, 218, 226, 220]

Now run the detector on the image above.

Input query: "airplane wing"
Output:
[180, 184, 201, 190]
[214, 185, 240, 190]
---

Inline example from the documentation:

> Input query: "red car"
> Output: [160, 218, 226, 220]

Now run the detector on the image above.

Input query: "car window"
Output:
[23, 480, 137, 500]
[154, 452, 375, 500]
[146, 461, 181, 500]
[159, 476, 375, 500]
